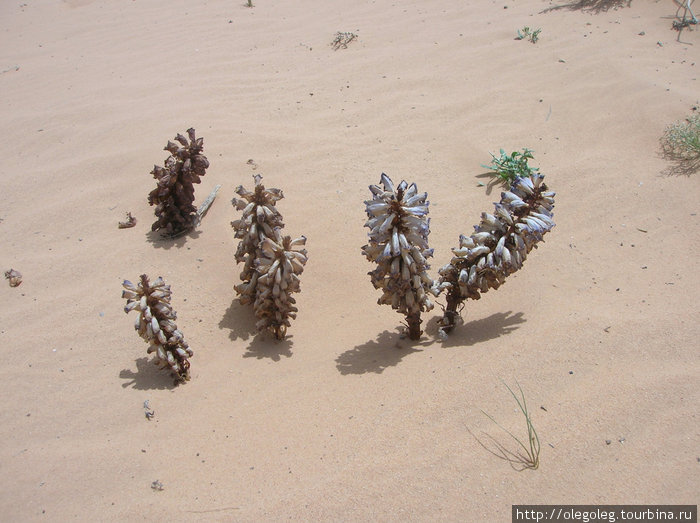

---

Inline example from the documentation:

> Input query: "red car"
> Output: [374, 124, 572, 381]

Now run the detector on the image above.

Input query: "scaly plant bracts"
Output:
[231, 174, 284, 304]
[251, 232, 308, 339]
[362, 173, 438, 340]
[148, 128, 209, 236]
[122, 275, 193, 382]
[437, 173, 555, 334]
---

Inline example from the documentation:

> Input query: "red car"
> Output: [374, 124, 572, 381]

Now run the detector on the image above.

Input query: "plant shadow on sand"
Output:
[219, 299, 292, 360]
[242, 335, 293, 361]
[660, 156, 700, 177]
[219, 299, 258, 342]
[475, 171, 507, 196]
[541, 0, 631, 13]
[120, 357, 179, 390]
[437, 310, 526, 348]
[336, 329, 432, 375]
[336, 311, 526, 375]
[146, 228, 201, 250]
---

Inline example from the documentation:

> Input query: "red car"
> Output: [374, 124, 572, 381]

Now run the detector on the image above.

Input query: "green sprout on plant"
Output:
[516, 27, 541, 43]
[660, 113, 700, 175]
[482, 148, 540, 186]
[479, 380, 541, 471]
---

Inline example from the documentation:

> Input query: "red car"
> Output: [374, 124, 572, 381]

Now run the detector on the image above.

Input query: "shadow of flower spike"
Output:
[336, 329, 433, 375]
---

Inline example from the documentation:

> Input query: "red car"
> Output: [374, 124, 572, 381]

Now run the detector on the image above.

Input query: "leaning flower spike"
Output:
[148, 128, 209, 236]
[231, 174, 284, 305]
[362, 173, 438, 340]
[437, 173, 555, 335]
[252, 232, 308, 339]
[122, 275, 193, 382]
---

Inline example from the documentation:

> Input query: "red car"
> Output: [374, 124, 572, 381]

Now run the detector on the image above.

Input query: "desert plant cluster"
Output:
[122, 128, 556, 383]
[362, 170, 555, 340]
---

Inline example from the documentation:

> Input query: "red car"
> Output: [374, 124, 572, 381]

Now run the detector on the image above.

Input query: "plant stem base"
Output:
[407, 312, 422, 340]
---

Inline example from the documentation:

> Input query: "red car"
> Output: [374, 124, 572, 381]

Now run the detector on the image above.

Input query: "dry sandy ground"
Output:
[1, 0, 698, 520]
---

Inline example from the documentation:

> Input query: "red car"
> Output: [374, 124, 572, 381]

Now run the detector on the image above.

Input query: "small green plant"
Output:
[479, 380, 541, 471]
[482, 148, 539, 186]
[661, 113, 700, 175]
[245, 0, 253, 7]
[517, 26, 541, 43]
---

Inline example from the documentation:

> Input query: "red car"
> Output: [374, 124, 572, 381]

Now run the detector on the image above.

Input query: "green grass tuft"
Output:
[661, 113, 700, 175]
[478, 380, 541, 471]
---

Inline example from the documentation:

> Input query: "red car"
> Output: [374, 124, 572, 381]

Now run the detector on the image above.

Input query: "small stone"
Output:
[606, 440, 612, 445]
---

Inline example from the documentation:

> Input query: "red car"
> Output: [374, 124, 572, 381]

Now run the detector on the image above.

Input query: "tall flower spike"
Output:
[362, 173, 438, 340]
[437, 173, 555, 335]
[122, 275, 193, 382]
[252, 231, 308, 339]
[231, 174, 284, 304]
[148, 128, 209, 236]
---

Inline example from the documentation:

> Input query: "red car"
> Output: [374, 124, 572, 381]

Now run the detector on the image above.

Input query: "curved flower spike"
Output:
[437, 173, 555, 335]
[122, 275, 193, 383]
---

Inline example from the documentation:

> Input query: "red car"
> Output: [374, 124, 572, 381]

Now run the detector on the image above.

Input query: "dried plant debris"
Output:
[437, 174, 555, 335]
[143, 400, 155, 420]
[331, 31, 357, 50]
[148, 128, 209, 237]
[118, 212, 137, 229]
[4, 268, 22, 287]
[251, 232, 308, 339]
[122, 275, 193, 382]
[231, 175, 285, 305]
[362, 174, 439, 340]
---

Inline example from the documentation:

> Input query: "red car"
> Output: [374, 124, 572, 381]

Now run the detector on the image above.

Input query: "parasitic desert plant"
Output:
[122, 275, 193, 382]
[252, 232, 308, 339]
[362, 165, 555, 340]
[148, 128, 209, 236]
[437, 173, 555, 335]
[231, 175, 307, 339]
[361, 174, 439, 340]
[231, 174, 285, 305]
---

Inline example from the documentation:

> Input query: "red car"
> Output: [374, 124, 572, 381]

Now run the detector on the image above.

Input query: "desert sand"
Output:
[1, 0, 698, 520]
